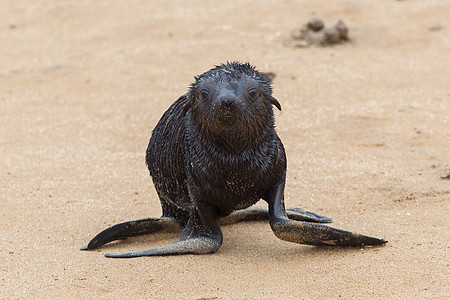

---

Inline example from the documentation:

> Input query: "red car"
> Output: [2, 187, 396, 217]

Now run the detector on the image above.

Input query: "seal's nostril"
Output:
[218, 90, 238, 108]
[223, 99, 232, 107]
[221, 97, 236, 107]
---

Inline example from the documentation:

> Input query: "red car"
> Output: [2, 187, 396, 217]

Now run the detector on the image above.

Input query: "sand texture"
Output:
[1, 0, 449, 298]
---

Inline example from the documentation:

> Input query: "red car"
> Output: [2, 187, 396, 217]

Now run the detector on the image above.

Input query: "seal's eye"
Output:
[199, 89, 210, 101]
[248, 88, 258, 101]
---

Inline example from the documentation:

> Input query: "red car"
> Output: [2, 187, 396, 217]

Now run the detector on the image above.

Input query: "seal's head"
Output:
[187, 62, 281, 151]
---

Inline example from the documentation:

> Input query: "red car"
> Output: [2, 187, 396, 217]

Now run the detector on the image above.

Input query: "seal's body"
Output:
[82, 62, 386, 257]
[147, 64, 284, 223]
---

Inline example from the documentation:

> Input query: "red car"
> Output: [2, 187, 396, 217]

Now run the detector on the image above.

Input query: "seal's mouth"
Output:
[218, 108, 237, 124]
[222, 111, 234, 118]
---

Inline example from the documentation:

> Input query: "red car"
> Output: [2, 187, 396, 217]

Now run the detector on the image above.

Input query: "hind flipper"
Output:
[219, 205, 331, 226]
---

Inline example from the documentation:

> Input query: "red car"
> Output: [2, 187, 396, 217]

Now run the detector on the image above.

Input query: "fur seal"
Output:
[81, 62, 386, 257]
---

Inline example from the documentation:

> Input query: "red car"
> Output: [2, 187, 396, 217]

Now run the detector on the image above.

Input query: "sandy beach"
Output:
[1, 0, 449, 298]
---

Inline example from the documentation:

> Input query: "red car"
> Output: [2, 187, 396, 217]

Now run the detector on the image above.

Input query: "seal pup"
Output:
[81, 62, 386, 257]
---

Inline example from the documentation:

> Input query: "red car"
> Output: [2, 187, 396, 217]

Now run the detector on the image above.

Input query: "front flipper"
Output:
[80, 217, 181, 250]
[271, 219, 386, 246]
[105, 237, 220, 258]
[105, 202, 223, 258]
[264, 180, 387, 247]
[219, 205, 331, 226]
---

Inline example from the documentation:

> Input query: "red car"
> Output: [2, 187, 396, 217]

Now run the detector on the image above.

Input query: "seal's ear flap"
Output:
[269, 95, 282, 111]
[261, 72, 276, 84]
[180, 94, 193, 115]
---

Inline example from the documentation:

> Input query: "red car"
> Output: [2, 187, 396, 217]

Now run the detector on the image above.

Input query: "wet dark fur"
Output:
[146, 62, 284, 226]
[81, 62, 386, 257]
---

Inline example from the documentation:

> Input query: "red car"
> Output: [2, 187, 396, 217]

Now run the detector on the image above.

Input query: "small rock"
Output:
[308, 17, 324, 31]
[394, 193, 415, 202]
[429, 24, 442, 31]
[440, 173, 450, 180]
[291, 17, 350, 47]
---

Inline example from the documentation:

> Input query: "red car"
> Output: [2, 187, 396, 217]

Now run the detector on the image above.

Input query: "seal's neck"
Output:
[187, 110, 276, 155]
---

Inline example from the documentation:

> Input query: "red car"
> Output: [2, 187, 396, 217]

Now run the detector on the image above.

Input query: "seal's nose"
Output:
[218, 92, 238, 108]
[222, 97, 235, 107]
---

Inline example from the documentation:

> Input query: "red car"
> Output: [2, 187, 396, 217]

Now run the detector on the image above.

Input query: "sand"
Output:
[1, 0, 449, 298]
